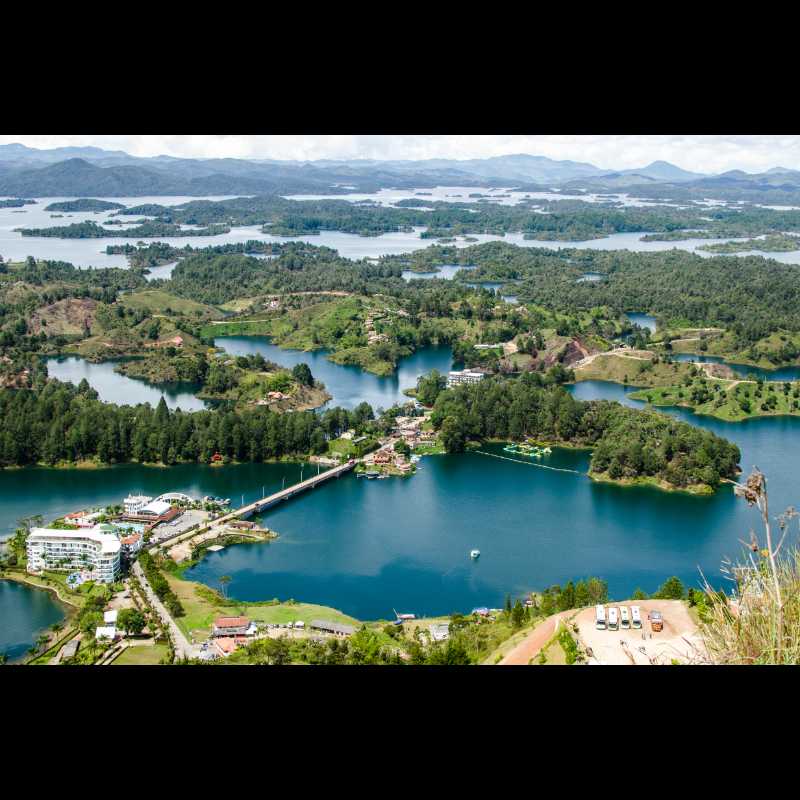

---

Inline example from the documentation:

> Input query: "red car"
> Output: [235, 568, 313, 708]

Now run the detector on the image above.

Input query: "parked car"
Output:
[649, 610, 664, 632]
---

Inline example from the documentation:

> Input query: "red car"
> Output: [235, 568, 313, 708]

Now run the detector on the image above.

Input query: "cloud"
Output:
[1, 134, 800, 173]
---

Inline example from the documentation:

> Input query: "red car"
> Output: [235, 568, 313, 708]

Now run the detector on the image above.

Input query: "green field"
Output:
[111, 643, 171, 665]
[121, 290, 219, 319]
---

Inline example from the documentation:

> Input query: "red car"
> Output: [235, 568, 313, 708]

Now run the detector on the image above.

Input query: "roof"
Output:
[429, 623, 450, 641]
[29, 527, 121, 555]
[95, 626, 117, 640]
[121, 533, 142, 545]
[213, 638, 239, 655]
[103, 610, 118, 624]
[310, 619, 356, 635]
[139, 499, 172, 516]
[213, 616, 251, 629]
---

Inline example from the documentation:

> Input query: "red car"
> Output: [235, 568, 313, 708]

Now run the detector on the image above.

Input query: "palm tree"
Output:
[219, 575, 232, 599]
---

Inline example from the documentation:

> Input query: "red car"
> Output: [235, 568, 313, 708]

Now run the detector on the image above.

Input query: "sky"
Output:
[1, 135, 798, 174]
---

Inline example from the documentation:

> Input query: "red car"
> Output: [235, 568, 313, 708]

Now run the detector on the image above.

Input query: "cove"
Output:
[668, 352, 800, 382]
[213, 337, 454, 410]
[45, 356, 207, 411]
[0, 581, 66, 663]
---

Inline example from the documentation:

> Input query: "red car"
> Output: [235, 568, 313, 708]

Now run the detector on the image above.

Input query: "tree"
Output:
[511, 600, 525, 629]
[655, 576, 685, 600]
[292, 363, 314, 387]
[393, 439, 410, 456]
[218, 575, 232, 599]
[117, 608, 146, 636]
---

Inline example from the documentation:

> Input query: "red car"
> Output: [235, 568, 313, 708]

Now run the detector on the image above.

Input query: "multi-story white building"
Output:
[123, 495, 152, 515]
[447, 369, 487, 388]
[26, 528, 121, 583]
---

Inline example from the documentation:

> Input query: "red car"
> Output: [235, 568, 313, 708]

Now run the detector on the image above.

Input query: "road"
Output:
[132, 561, 199, 662]
[496, 612, 569, 665]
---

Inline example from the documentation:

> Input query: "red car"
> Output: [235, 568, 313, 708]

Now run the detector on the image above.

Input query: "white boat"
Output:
[470, 549, 481, 559]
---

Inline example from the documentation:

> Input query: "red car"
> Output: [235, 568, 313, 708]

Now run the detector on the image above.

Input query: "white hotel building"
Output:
[447, 369, 487, 388]
[26, 528, 122, 583]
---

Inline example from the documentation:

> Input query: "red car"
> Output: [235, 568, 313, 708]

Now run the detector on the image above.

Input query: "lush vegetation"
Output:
[428, 372, 740, 491]
[138, 551, 184, 618]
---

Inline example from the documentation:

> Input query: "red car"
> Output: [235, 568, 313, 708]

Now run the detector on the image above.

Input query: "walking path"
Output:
[132, 561, 198, 662]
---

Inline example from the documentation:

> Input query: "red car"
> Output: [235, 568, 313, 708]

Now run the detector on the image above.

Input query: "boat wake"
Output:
[474, 450, 581, 475]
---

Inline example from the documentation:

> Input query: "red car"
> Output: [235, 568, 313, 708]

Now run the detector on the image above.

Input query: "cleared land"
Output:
[573, 600, 702, 665]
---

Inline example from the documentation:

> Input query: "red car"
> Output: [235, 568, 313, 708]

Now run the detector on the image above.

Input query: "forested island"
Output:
[0, 198, 36, 208]
[43, 199, 126, 213]
[18, 220, 231, 238]
[419, 371, 740, 493]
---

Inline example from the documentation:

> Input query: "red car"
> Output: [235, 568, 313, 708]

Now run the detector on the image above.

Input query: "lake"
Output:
[214, 337, 454, 410]
[181, 378, 800, 620]
[4, 376, 800, 621]
[0, 581, 66, 663]
[45, 357, 207, 411]
[8, 196, 800, 267]
[626, 312, 657, 333]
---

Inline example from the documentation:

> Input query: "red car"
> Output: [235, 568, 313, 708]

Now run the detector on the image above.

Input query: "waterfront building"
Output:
[447, 369, 488, 388]
[124, 495, 152, 515]
[122, 499, 180, 524]
[26, 527, 121, 583]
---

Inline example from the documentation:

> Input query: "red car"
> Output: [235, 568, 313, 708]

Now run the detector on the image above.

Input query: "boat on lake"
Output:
[470, 549, 481, 559]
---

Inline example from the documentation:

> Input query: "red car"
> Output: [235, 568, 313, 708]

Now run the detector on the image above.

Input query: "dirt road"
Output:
[497, 612, 567, 665]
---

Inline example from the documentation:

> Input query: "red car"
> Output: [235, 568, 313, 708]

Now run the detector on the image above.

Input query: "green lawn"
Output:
[111, 643, 171, 665]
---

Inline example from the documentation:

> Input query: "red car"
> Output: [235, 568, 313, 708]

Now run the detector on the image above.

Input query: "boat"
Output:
[470, 549, 481, 559]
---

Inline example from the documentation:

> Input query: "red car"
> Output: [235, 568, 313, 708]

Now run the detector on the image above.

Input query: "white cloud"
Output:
[1, 134, 800, 173]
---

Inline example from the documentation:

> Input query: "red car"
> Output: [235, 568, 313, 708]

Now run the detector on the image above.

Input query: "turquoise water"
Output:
[0, 581, 66, 662]
[5, 355, 800, 622]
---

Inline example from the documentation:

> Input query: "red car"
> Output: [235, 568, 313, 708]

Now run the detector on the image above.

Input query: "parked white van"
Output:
[607, 607, 619, 630]
[595, 605, 606, 630]
[631, 606, 642, 629]
[620, 606, 630, 629]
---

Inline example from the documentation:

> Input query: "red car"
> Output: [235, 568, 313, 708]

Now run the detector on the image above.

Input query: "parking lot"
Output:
[573, 600, 704, 665]
[149, 510, 208, 544]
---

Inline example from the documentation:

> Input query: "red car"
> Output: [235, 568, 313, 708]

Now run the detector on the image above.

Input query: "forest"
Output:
[427, 372, 740, 491]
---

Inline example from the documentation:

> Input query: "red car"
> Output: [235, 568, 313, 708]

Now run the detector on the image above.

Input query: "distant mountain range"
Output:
[0, 143, 797, 199]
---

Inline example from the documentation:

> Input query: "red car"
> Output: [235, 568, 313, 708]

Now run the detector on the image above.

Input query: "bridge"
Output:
[211, 460, 357, 526]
